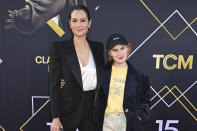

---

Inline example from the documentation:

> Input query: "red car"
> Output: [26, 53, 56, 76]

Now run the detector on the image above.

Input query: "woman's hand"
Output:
[51, 118, 63, 131]
[137, 116, 142, 121]
[60, 79, 65, 88]
[61, 79, 65, 88]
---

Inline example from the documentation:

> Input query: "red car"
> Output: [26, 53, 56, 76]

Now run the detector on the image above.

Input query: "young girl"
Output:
[97, 33, 150, 131]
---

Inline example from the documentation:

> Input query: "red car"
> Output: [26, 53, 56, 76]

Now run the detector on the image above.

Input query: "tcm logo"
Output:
[35, 56, 50, 64]
[153, 54, 193, 70]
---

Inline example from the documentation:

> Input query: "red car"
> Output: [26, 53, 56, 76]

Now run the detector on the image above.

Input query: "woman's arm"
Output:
[49, 43, 62, 119]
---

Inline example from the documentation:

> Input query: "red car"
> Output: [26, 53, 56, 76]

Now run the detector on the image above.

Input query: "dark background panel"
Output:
[1, 0, 197, 130]
[6, 59, 32, 131]
[0, 0, 9, 130]
[0, 59, 8, 130]
[129, 21, 197, 131]
[144, 0, 197, 22]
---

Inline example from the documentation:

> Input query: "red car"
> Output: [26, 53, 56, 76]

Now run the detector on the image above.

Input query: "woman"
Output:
[49, 5, 104, 131]
[96, 33, 150, 131]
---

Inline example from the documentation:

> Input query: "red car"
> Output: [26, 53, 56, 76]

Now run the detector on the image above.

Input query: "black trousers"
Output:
[62, 90, 96, 131]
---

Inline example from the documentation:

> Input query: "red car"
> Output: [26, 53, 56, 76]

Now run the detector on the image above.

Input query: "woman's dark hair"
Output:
[68, 5, 91, 21]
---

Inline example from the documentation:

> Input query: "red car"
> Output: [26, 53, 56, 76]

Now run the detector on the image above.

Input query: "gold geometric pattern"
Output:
[47, 20, 65, 37]
[140, 0, 197, 40]
[19, 99, 50, 131]
[151, 85, 197, 121]
[0, 125, 5, 131]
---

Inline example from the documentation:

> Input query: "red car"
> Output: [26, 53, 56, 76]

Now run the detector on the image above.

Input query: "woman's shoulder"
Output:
[87, 39, 103, 46]
[127, 61, 149, 79]
[88, 39, 104, 55]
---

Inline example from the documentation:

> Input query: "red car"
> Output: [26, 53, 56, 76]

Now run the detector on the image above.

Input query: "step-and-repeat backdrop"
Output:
[0, 0, 197, 130]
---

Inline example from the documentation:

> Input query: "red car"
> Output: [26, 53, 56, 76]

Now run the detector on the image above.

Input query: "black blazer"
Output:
[96, 61, 150, 131]
[49, 38, 104, 128]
